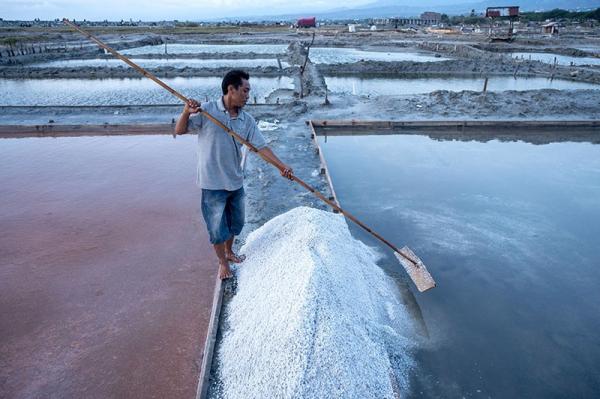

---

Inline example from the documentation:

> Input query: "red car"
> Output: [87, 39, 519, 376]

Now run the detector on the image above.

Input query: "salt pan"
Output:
[215, 207, 417, 398]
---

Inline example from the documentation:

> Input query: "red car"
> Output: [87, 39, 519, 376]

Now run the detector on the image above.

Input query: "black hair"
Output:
[221, 70, 250, 95]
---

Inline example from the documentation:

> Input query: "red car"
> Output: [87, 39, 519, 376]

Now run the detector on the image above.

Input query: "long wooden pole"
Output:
[63, 20, 187, 103]
[62, 19, 431, 286]
[63, 19, 284, 164]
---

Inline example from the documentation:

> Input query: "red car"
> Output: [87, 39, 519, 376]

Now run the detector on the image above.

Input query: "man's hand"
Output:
[257, 147, 293, 180]
[184, 98, 201, 115]
[174, 99, 201, 137]
[280, 165, 294, 180]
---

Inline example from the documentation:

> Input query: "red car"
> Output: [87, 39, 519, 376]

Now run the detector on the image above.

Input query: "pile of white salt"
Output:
[216, 207, 417, 398]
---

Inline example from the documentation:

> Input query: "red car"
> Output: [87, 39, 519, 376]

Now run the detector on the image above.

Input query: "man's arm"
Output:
[174, 99, 201, 135]
[258, 147, 294, 180]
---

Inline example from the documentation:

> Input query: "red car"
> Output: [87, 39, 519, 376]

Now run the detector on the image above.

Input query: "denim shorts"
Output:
[200, 187, 245, 244]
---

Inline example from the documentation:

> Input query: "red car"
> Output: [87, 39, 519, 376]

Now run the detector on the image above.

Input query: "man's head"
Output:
[222, 70, 250, 108]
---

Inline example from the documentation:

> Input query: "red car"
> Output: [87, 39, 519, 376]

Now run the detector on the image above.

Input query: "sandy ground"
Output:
[1, 24, 600, 397]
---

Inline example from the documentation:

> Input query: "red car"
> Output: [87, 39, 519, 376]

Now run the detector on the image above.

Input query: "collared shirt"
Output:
[188, 97, 267, 191]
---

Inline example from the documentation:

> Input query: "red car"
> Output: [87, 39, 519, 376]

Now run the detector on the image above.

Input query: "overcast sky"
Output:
[1, 0, 385, 21]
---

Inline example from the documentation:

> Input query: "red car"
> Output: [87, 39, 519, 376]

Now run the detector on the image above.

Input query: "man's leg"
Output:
[225, 236, 245, 263]
[213, 242, 233, 280]
[201, 189, 234, 280]
[224, 187, 246, 263]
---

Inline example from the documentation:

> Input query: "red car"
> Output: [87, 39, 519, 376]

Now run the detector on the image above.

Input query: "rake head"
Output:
[395, 246, 436, 292]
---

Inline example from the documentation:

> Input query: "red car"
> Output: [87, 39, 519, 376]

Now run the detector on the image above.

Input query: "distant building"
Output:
[542, 22, 559, 35]
[297, 17, 316, 28]
[486, 6, 520, 41]
[391, 12, 442, 27]
[485, 6, 519, 18]
[420, 12, 442, 25]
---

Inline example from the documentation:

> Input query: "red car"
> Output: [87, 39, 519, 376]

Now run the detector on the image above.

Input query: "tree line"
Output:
[520, 8, 600, 22]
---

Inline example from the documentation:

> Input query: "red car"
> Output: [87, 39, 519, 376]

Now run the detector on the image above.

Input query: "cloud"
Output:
[1, 0, 374, 20]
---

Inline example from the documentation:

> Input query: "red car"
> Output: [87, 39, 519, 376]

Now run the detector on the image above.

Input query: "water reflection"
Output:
[122, 43, 288, 55]
[325, 75, 599, 95]
[317, 131, 600, 398]
[511, 52, 600, 66]
[33, 58, 289, 69]
[574, 46, 600, 55]
[0, 76, 293, 106]
[317, 126, 600, 145]
[311, 47, 449, 64]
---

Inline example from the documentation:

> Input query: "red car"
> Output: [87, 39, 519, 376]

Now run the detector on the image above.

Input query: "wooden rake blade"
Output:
[395, 246, 436, 292]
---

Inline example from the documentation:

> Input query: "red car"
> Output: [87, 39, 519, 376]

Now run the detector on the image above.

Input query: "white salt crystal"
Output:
[217, 207, 417, 398]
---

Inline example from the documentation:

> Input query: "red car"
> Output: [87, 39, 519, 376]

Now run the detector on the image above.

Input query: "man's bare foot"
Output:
[225, 252, 246, 264]
[219, 262, 233, 280]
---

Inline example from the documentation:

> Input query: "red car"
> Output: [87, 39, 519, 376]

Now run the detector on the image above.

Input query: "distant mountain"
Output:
[228, 0, 600, 21]
[311, 0, 600, 19]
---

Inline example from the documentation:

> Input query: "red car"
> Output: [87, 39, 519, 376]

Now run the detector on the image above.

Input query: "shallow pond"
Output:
[0, 76, 293, 106]
[511, 52, 600, 66]
[317, 131, 600, 398]
[121, 43, 288, 55]
[324, 75, 599, 95]
[310, 47, 449, 64]
[32, 58, 289, 69]
[0, 134, 204, 398]
[575, 46, 600, 55]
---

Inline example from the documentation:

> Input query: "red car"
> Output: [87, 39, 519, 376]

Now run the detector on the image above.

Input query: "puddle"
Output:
[0, 76, 293, 106]
[511, 52, 600, 66]
[324, 75, 599, 95]
[316, 131, 600, 398]
[310, 47, 449, 64]
[121, 43, 288, 55]
[32, 58, 289, 69]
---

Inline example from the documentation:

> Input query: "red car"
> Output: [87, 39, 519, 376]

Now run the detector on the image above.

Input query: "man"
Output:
[174, 70, 293, 280]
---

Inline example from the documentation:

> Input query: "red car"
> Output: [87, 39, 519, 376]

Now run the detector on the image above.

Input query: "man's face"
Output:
[228, 79, 250, 108]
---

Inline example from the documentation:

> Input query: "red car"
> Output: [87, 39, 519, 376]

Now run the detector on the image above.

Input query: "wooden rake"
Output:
[63, 19, 436, 292]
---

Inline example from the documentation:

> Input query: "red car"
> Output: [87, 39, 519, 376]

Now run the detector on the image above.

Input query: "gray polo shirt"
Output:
[188, 98, 267, 191]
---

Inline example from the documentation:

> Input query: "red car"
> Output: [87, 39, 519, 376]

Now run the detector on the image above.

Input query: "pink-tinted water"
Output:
[0, 134, 218, 398]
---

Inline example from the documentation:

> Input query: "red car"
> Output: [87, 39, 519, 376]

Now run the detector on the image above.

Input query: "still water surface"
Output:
[0, 134, 204, 398]
[120, 44, 447, 64]
[511, 52, 600, 66]
[317, 132, 600, 398]
[310, 47, 449, 64]
[32, 58, 289, 69]
[0, 76, 293, 106]
[121, 43, 288, 55]
[325, 75, 599, 95]
[575, 46, 600, 54]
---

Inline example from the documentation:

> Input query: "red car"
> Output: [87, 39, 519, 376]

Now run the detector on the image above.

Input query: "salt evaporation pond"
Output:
[0, 134, 205, 398]
[325, 75, 599, 95]
[121, 43, 288, 55]
[0, 76, 293, 106]
[511, 52, 600, 66]
[316, 131, 600, 398]
[210, 206, 418, 398]
[310, 47, 449, 64]
[575, 45, 600, 54]
[32, 58, 289, 69]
